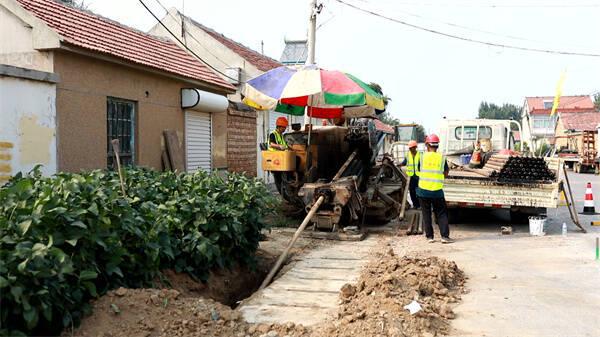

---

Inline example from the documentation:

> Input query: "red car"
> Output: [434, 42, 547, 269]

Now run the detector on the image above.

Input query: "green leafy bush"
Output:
[0, 167, 274, 335]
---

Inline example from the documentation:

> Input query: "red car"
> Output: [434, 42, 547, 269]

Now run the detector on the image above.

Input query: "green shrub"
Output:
[0, 167, 274, 335]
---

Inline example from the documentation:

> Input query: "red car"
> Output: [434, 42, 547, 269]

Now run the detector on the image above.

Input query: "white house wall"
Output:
[0, 76, 57, 181]
[0, 1, 57, 72]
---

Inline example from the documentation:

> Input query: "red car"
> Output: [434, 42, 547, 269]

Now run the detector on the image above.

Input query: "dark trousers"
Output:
[419, 196, 450, 239]
[408, 176, 420, 209]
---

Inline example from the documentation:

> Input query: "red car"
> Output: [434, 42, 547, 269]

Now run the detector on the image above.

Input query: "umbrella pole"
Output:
[306, 109, 313, 182]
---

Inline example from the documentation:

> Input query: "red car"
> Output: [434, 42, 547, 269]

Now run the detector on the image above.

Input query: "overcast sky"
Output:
[84, 0, 600, 132]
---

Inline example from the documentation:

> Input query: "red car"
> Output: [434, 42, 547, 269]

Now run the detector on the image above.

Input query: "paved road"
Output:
[395, 171, 600, 337]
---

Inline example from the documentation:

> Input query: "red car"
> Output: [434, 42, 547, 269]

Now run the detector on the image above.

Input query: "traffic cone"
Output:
[581, 182, 599, 215]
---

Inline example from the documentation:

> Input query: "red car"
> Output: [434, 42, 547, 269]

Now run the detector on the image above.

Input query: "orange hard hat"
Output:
[276, 116, 289, 127]
[425, 134, 440, 145]
[408, 140, 418, 148]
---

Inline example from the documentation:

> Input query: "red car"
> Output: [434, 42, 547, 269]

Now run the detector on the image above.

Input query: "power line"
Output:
[335, 0, 600, 57]
[361, 1, 600, 8]
[348, 0, 592, 50]
[151, 0, 235, 69]
[137, 0, 243, 83]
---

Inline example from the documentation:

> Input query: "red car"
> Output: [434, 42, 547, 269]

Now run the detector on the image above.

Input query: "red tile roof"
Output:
[525, 95, 594, 115]
[17, 0, 234, 91]
[185, 15, 282, 72]
[559, 112, 600, 131]
[374, 119, 395, 134]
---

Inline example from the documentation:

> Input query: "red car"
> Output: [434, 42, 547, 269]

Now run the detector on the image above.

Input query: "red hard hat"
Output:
[276, 117, 289, 127]
[408, 140, 418, 148]
[425, 134, 440, 144]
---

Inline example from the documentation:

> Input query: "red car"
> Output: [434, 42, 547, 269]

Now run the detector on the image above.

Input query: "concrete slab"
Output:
[239, 236, 378, 325]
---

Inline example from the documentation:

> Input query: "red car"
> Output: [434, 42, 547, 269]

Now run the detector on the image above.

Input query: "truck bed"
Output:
[445, 158, 561, 209]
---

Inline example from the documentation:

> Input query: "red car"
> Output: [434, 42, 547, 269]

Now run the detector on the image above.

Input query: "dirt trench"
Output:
[66, 235, 466, 337]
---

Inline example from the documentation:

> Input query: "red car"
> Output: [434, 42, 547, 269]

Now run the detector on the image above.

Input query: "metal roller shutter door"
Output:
[185, 111, 211, 172]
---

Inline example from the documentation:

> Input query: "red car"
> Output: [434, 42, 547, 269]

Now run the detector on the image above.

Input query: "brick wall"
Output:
[227, 108, 257, 176]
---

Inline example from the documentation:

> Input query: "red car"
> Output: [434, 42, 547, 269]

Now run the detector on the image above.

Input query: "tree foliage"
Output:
[415, 124, 426, 142]
[593, 93, 600, 111]
[478, 101, 522, 120]
[478, 101, 522, 130]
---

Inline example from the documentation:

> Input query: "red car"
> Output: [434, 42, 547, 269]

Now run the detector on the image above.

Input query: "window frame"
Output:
[107, 97, 137, 169]
[454, 126, 493, 141]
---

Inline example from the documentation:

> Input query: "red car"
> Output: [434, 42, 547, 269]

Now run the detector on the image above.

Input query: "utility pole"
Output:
[307, 0, 317, 66]
[305, 0, 320, 125]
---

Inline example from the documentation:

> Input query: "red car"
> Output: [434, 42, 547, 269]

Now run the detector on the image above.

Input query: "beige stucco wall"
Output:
[0, 2, 57, 72]
[53, 51, 192, 172]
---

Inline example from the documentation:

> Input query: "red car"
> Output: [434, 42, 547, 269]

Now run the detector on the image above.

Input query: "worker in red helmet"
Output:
[398, 140, 421, 209]
[269, 117, 289, 151]
[417, 134, 454, 244]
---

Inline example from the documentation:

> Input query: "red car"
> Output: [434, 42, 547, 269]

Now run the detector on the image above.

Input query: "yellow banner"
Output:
[550, 70, 566, 116]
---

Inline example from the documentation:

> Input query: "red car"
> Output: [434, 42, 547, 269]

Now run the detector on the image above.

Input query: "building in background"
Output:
[1, 0, 235, 177]
[521, 95, 594, 150]
[280, 39, 308, 65]
[150, 8, 301, 179]
[554, 111, 600, 152]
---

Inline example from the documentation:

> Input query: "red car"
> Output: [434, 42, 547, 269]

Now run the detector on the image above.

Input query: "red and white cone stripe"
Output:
[582, 182, 597, 214]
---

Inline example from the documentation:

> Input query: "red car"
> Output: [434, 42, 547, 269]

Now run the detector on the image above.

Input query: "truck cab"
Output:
[438, 119, 522, 159]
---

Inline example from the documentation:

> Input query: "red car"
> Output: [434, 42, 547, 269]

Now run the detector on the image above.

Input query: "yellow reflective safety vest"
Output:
[418, 151, 446, 191]
[268, 130, 288, 151]
[406, 151, 421, 177]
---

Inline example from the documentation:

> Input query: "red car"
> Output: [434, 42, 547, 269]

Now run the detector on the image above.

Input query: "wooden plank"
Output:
[161, 150, 172, 171]
[163, 129, 185, 172]
[247, 289, 340, 308]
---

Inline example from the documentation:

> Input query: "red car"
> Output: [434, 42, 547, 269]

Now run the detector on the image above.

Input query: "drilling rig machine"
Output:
[263, 118, 408, 233]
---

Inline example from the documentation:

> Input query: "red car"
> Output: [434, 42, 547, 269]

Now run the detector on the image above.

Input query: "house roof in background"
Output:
[16, 0, 234, 91]
[525, 95, 594, 115]
[280, 39, 308, 65]
[182, 12, 282, 72]
[559, 112, 600, 131]
[374, 119, 395, 134]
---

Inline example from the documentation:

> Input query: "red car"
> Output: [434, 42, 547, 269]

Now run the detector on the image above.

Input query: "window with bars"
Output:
[107, 98, 136, 168]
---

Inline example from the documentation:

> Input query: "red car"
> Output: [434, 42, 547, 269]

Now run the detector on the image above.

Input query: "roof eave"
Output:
[59, 43, 235, 94]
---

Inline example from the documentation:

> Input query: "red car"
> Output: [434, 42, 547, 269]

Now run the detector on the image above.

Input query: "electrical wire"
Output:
[335, 0, 600, 57]
[151, 0, 235, 69]
[359, 1, 600, 8]
[137, 0, 243, 83]
[345, 0, 593, 50]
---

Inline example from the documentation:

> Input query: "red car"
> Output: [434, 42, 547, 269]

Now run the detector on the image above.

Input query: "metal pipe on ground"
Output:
[259, 195, 325, 290]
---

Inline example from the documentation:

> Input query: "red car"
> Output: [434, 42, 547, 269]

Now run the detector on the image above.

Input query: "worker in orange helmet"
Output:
[269, 117, 289, 151]
[399, 140, 421, 209]
[417, 134, 453, 244]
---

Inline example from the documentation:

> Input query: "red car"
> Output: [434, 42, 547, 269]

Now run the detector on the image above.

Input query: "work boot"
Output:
[441, 237, 455, 244]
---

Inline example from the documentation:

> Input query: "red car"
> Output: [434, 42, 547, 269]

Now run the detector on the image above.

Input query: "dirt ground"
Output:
[66, 232, 465, 337]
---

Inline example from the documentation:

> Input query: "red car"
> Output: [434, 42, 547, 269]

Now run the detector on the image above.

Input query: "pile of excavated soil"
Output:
[310, 248, 466, 337]
[68, 246, 465, 337]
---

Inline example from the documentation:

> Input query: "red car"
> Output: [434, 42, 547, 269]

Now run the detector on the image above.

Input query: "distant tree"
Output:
[415, 124, 426, 142]
[378, 112, 400, 125]
[478, 101, 522, 130]
[593, 93, 600, 111]
[58, 0, 88, 9]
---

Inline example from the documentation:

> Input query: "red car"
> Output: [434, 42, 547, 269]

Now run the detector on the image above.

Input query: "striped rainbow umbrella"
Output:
[242, 65, 385, 119]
